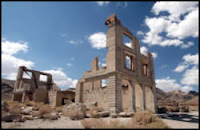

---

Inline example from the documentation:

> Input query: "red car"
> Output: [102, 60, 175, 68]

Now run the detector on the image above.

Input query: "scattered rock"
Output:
[22, 115, 33, 120]
[97, 111, 110, 117]
[110, 113, 117, 118]
[22, 107, 33, 115]
[2, 114, 22, 122]
[118, 112, 128, 117]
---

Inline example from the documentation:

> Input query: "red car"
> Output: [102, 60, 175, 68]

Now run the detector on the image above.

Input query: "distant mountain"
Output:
[156, 88, 199, 107]
[181, 96, 199, 106]
[1, 79, 15, 100]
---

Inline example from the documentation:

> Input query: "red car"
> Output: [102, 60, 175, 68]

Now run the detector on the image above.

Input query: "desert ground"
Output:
[2, 111, 199, 129]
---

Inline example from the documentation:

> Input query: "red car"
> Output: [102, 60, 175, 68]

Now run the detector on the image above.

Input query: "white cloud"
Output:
[2, 39, 34, 80]
[136, 31, 144, 36]
[183, 53, 199, 65]
[125, 42, 131, 48]
[181, 66, 199, 86]
[141, 2, 198, 48]
[174, 63, 189, 72]
[97, 1, 110, 6]
[140, 46, 158, 58]
[166, 8, 199, 39]
[180, 86, 194, 93]
[68, 40, 83, 45]
[88, 32, 106, 49]
[181, 41, 194, 49]
[156, 77, 181, 92]
[42, 68, 78, 89]
[151, 52, 158, 58]
[2, 40, 28, 55]
[152, 2, 198, 21]
[66, 63, 72, 67]
[174, 53, 199, 72]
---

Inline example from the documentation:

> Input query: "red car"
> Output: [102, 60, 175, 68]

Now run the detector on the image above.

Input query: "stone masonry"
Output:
[12, 66, 75, 107]
[75, 14, 157, 114]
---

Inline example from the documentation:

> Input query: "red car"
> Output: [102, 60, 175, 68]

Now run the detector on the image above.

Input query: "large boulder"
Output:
[2, 114, 22, 122]
[62, 103, 86, 120]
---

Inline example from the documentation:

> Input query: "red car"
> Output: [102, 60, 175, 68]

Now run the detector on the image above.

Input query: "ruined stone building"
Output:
[75, 14, 157, 114]
[12, 66, 75, 107]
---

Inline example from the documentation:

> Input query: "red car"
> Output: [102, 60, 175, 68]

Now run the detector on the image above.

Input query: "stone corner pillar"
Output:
[108, 73, 122, 114]
[75, 82, 83, 103]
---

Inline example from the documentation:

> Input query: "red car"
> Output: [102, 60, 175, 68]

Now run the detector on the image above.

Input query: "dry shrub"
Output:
[25, 101, 44, 111]
[89, 106, 104, 118]
[131, 111, 157, 126]
[146, 119, 169, 128]
[8, 103, 22, 115]
[128, 111, 169, 128]
[39, 105, 52, 116]
[54, 106, 63, 113]
[64, 109, 85, 120]
[81, 111, 169, 129]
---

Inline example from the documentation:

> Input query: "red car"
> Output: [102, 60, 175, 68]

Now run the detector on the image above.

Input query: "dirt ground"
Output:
[1, 111, 199, 128]
[159, 111, 199, 129]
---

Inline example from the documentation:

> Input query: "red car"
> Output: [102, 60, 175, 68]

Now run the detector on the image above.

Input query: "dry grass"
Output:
[89, 106, 104, 118]
[63, 109, 85, 120]
[54, 106, 63, 113]
[81, 111, 169, 129]
[39, 105, 53, 116]
[2, 100, 24, 115]
[25, 101, 45, 111]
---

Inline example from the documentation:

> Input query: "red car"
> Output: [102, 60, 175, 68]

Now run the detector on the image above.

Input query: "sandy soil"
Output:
[2, 111, 199, 129]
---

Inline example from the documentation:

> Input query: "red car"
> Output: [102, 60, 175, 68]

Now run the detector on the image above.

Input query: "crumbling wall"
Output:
[82, 80, 109, 109]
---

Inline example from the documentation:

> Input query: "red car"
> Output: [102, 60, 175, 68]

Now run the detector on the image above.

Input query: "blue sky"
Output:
[2, 2, 199, 92]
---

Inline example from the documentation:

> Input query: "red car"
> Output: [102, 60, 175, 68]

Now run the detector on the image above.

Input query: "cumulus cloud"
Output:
[2, 40, 28, 55]
[97, 1, 110, 6]
[156, 77, 196, 93]
[88, 32, 107, 49]
[140, 46, 158, 58]
[180, 86, 194, 93]
[2, 39, 34, 80]
[181, 66, 199, 86]
[42, 68, 78, 89]
[156, 77, 181, 92]
[174, 53, 199, 72]
[152, 2, 198, 21]
[141, 2, 198, 48]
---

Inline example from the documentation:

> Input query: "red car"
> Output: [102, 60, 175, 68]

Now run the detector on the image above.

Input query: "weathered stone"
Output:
[22, 107, 33, 115]
[2, 114, 22, 122]
[75, 14, 157, 115]
[118, 112, 128, 117]
[97, 111, 110, 117]
[12, 66, 75, 108]
[110, 113, 117, 118]
[62, 103, 86, 120]
[22, 115, 33, 120]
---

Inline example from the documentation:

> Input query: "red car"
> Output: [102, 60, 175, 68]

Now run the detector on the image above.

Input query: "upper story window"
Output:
[39, 74, 48, 82]
[101, 79, 109, 88]
[22, 71, 32, 79]
[123, 34, 133, 49]
[125, 55, 134, 71]
[143, 64, 149, 76]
